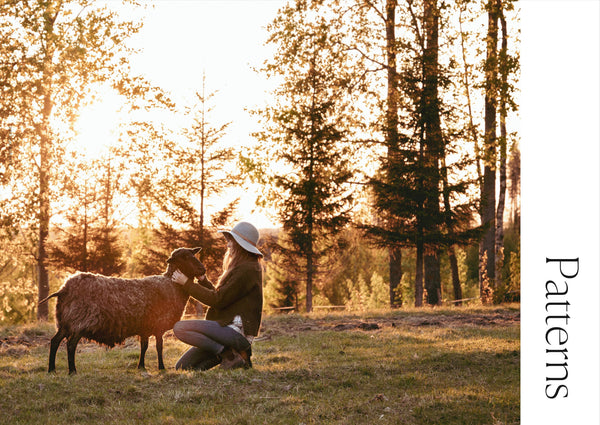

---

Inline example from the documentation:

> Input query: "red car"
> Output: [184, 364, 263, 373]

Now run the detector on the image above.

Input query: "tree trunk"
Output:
[306, 234, 313, 313]
[384, 0, 403, 308]
[495, 1, 508, 289]
[480, 0, 499, 296]
[448, 246, 462, 305]
[389, 246, 403, 307]
[441, 139, 462, 305]
[422, 0, 442, 306]
[415, 237, 424, 307]
[36, 10, 56, 320]
[82, 184, 88, 272]
[37, 137, 50, 321]
[424, 248, 441, 305]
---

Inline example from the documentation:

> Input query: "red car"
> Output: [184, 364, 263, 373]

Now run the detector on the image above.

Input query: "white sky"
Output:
[127, 0, 284, 143]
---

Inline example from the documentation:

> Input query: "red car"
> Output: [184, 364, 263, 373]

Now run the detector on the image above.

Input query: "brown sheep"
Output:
[39, 247, 206, 374]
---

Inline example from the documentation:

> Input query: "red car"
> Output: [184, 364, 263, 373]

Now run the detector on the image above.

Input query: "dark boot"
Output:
[219, 348, 247, 370]
[239, 347, 252, 369]
[197, 355, 222, 371]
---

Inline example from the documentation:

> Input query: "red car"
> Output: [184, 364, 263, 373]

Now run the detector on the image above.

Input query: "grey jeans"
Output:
[173, 319, 251, 370]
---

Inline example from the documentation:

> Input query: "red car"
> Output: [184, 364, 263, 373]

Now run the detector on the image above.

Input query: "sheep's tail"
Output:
[38, 292, 60, 305]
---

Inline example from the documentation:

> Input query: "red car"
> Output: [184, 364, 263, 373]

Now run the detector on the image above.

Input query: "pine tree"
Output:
[257, 1, 356, 312]
[122, 80, 239, 281]
[356, 0, 483, 306]
[48, 154, 125, 276]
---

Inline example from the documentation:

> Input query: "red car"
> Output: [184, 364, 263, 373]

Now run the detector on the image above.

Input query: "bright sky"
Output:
[75, 0, 287, 229]
[127, 0, 284, 141]
[130, 1, 287, 229]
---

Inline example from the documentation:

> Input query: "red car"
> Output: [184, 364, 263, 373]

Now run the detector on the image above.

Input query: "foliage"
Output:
[263, 225, 498, 311]
[341, 0, 483, 307]
[48, 153, 126, 276]
[120, 79, 240, 281]
[0, 0, 146, 319]
[319, 227, 389, 307]
[254, 0, 358, 311]
[346, 272, 389, 312]
[0, 1, 521, 322]
[494, 222, 520, 304]
[263, 250, 302, 312]
[0, 235, 37, 323]
[0, 0, 145, 213]
[137, 206, 235, 283]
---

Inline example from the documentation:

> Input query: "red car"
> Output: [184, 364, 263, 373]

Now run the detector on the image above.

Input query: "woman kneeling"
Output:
[171, 222, 263, 370]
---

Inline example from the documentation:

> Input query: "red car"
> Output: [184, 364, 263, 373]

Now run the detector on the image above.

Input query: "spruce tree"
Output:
[256, 1, 355, 312]
[49, 154, 125, 276]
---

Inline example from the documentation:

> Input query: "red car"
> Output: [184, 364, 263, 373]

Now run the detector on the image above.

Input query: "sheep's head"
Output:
[166, 247, 206, 279]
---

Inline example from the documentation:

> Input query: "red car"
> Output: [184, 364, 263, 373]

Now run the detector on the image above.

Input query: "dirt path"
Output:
[257, 307, 520, 339]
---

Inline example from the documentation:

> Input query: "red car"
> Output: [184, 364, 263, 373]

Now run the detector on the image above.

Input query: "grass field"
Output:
[0, 305, 519, 425]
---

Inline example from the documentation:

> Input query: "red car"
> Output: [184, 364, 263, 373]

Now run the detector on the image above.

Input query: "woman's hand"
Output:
[171, 269, 189, 285]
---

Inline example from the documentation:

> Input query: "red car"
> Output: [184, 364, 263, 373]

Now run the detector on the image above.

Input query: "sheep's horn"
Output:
[192, 247, 202, 254]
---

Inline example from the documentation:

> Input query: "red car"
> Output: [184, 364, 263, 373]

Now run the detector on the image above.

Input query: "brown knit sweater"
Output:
[182, 261, 263, 337]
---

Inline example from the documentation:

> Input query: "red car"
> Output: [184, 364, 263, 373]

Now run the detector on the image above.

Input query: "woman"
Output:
[171, 221, 263, 370]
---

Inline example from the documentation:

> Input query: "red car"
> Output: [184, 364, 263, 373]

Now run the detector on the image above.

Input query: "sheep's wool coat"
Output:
[56, 273, 188, 346]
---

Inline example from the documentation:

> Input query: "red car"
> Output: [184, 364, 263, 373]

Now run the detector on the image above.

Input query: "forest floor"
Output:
[1, 304, 519, 424]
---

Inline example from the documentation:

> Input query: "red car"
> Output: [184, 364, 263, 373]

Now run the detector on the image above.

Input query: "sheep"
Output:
[39, 247, 206, 374]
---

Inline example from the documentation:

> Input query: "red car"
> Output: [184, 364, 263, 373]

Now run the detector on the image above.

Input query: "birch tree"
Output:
[0, 0, 143, 320]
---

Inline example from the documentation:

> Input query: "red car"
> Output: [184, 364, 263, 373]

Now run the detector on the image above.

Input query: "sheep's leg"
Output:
[48, 327, 67, 373]
[138, 336, 149, 369]
[66, 335, 81, 375]
[155, 333, 165, 370]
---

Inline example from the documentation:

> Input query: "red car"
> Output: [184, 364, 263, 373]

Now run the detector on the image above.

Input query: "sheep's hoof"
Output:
[68, 370, 77, 376]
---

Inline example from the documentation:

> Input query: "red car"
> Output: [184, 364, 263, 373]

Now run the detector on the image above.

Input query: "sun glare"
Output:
[73, 92, 123, 158]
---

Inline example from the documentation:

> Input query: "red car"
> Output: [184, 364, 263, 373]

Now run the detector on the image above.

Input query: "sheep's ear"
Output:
[166, 250, 178, 263]
[191, 247, 202, 255]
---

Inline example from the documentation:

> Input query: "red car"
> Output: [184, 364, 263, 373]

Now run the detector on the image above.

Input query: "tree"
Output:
[121, 78, 239, 281]
[181, 76, 236, 248]
[474, 0, 518, 299]
[494, 0, 518, 291]
[479, 0, 499, 298]
[257, 1, 356, 312]
[0, 0, 143, 320]
[384, 0, 404, 308]
[421, 0, 444, 306]
[355, 0, 480, 307]
[262, 232, 303, 312]
[48, 153, 125, 276]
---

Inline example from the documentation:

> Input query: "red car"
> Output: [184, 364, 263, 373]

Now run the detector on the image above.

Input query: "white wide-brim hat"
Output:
[218, 221, 263, 257]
